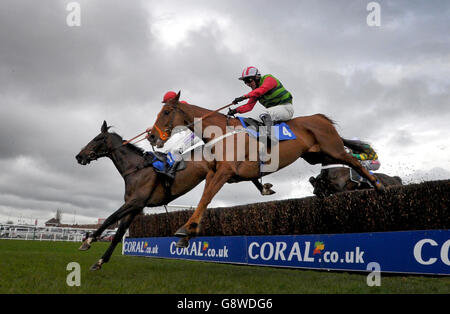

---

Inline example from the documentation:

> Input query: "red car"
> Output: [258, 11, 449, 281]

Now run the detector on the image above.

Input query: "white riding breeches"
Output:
[361, 160, 381, 171]
[157, 128, 202, 161]
[264, 103, 294, 121]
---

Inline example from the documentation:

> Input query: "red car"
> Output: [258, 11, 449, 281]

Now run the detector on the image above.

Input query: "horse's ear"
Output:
[101, 120, 108, 133]
[175, 91, 181, 102]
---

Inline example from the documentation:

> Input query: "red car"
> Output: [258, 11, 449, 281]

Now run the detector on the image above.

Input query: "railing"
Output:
[0, 224, 97, 242]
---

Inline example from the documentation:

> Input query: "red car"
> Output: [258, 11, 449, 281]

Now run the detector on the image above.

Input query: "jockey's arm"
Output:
[236, 98, 257, 114]
[245, 76, 278, 98]
[236, 76, 278, 114]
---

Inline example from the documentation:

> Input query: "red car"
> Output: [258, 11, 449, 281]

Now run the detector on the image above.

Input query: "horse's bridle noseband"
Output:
[86, 135, 111, 161]
[153, 102, 187, 142]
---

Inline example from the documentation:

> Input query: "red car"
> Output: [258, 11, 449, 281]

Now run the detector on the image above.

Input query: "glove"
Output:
[232, 95, 247, 105]
[227, 108, 237, 117]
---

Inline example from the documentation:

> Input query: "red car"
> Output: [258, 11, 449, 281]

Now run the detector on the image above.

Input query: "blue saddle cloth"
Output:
[238, 117, 296, 141]
[145, 151, 175, 172]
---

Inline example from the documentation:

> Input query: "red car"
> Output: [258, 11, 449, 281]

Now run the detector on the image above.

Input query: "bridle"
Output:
[152, 102, 186, 141]
[85, 134, 149, 178]
[85, 135, 115, 161]
[151, 101, 234, 142]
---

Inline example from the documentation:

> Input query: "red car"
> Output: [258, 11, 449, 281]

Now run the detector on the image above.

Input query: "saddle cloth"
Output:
[144, 151, 186, 174]
[238, 117, 296, 141]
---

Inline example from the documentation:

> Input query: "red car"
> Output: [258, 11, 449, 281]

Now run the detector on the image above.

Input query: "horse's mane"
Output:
[110, 132, 145, 156]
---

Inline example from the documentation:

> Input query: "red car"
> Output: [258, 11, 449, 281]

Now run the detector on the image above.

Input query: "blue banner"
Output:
[123, 230, 450, 275]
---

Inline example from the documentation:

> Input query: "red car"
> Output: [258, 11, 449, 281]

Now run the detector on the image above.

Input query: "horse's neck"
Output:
[181, 103, 233, 142]
[109, 135, 143, 177]
[181, 103, 212, 122]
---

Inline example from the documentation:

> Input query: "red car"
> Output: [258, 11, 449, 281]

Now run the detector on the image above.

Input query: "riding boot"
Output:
[166, 160, 181, 179]
[259, 113, 273, 142]
[309, 176, 317, 187]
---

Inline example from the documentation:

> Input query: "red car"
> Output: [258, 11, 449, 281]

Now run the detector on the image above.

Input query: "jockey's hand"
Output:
[146, 127, 152, 133]
[227, 108, 237, 117]
[232, 95, 247, 105]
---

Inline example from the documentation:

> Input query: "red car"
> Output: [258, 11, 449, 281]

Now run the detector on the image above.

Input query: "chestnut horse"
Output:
[148, 92, 385, 247]
[75, 121, 274, 268]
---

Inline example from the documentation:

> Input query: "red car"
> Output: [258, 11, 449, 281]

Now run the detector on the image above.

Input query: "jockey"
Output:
[347, 138, 381, 171]
[228, 66, 294, 140]
[147, 91, 200, 178]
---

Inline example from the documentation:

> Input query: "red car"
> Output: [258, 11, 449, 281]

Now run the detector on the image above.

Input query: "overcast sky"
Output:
[0, 0, 449, 225]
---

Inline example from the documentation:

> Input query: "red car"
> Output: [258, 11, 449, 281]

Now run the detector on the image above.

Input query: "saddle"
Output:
[238, 117, 297, 141]
[144, 151, 187, 174]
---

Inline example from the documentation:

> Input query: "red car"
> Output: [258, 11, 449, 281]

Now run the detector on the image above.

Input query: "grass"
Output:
[0, 239, 448, 294]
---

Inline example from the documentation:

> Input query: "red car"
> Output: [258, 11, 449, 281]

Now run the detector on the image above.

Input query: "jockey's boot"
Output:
[259, 113, 273, 142]
[166, 160, 180, 179]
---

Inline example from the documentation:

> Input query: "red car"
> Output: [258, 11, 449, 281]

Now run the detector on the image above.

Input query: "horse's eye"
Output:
[164, 110, 170, 115]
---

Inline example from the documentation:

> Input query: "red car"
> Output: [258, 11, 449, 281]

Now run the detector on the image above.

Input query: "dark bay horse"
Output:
[75, 121, 215, 270]
[308, 141, 402, 198]
[310, 167, 402, 198]
[148, 92, 385, 247]
[75, 121, 274, 269]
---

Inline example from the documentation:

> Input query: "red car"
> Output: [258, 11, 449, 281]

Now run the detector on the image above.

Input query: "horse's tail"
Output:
[341, 137, 371, 153]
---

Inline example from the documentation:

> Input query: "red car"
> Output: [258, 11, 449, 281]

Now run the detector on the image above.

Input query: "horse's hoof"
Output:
[175, 223, 198, 237]
[78, 241, 91, 251]
[90, 263, 101, 271]
[261, 183, 275, 195]
[262, 188, 276, 195]
[176, 237, 190, 248]
[90, 260, 103, 271]
[175, 226, 188, 238]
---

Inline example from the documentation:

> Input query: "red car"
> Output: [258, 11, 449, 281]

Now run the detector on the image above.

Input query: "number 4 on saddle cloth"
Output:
[237, 117, 297, 141]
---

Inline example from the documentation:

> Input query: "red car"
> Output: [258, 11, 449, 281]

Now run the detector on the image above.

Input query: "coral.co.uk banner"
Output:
[122, 230, 450, 275]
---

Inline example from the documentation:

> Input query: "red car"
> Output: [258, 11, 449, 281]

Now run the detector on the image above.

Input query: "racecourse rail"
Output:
[0, 224, 97, 242]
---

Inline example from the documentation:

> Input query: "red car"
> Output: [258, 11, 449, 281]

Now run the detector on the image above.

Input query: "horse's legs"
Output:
[90, 211, 138, 271]
[328, 151, 383, 190]
[79, 200, 145, 251]
[175, 167, 233, 246]
[251, 179, 275, 195]
[317, 137, 384, 191]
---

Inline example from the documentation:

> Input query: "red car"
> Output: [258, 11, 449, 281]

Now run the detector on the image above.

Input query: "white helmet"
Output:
[239, 66, 261, 80]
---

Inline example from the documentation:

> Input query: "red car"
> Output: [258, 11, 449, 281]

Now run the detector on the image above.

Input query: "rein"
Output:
[121, 102, 234, 150]
[184, 103, 233, 129]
